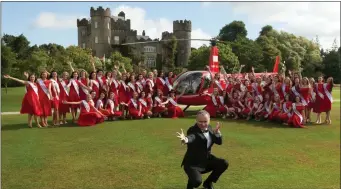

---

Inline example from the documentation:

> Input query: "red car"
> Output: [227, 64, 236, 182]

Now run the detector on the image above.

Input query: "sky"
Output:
[2, 1, 340, 49]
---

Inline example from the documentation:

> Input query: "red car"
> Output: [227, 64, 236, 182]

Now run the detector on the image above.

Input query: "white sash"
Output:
[168, 97, 178, 106]
[136, 81, 144, 92]
[292, 103, 303, 124]
[141, 78, 146, 86]
[27, 81, 39, 96]
[158, 77, 165, 85]
[281, 83, 287, 97]
[130, 99, 138, 109]
[323, 83, 333, 103]
[112, 79, 119, 88]
[265, 101, 270, 113]
[120, 80, 128, 91]
[107, 99, 115, 113]
[139, 98, 147, 107]
[165, 77, 173, 91]
[78, 79, 89, 95]
[146, 79, 154, 88]
[37, 79, 51, 100]
[50, 78, 60, 95]
[315, 83, 324, 99]
[212, 95, 217, 106]
[291, 86, 307, 106]
[97, 76, 104, 86]
[273, 103, 279, 110]
[92, 80, 99, 90]
[215, 80, 223, 91]
[82, 100, 90, 112]
[155, 96, 162, 104]
[283, 103, 292, 117]
[71, 79, 80, 96]
[219, 96, 224, 105]
[96, 99, 103, 109]
[60, 79, 69, 96]
[128, 82, 136, 92]
[271, 83, 279, 96]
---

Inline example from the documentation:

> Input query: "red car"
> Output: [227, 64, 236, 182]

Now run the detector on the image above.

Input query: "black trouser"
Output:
[184, 155, 229, 189]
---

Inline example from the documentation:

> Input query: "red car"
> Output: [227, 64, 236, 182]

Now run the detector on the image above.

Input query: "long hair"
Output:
[49, 70, 58, 79]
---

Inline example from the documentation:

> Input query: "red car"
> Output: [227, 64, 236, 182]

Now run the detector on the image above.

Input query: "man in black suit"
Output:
[177, 110, 229, 189]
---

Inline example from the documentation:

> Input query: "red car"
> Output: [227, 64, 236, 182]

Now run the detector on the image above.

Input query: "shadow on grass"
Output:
[1, 122, 79, 131]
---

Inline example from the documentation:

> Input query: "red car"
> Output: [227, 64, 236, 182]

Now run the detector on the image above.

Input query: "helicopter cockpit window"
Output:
[202, 74, 212, 89]
[174, 72, 204, 95]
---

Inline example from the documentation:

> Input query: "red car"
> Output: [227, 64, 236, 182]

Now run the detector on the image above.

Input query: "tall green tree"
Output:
[218, 21, 247, 42]
[1, 45, 17, 91]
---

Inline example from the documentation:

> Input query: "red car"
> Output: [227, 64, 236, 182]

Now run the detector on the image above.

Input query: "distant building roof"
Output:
[137, 35, 151, 40]
[111, 16, 125, 21]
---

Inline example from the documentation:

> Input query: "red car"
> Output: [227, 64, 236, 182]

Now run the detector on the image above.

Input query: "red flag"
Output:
[209, 46, 219, 74]
[273, 56, 280, 73]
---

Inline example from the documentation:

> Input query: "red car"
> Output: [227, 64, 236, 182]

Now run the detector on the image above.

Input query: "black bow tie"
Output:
[202, 129, 209, 133]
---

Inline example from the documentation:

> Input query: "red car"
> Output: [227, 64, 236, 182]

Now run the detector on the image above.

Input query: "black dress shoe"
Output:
[203, 181, 214, 189]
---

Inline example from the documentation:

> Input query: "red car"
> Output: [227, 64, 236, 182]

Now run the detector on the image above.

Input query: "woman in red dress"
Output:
[288, 96, 306, 128]
[306, 78, 316, 123]
[268, 94, 282, 122]
[58, 71, 70, 125]
[278, 94, 293, 124]
[164, 72, 175, 96]
[95, 92, 111, 117]
[36, 71, 52, 127]
[299, 77, 311, 123]
[153, 89, 168, 117]
[145, 72, 155, 97]
[122, 92, 144, 119]
[136, 74, 145, 94]
[106, 92, 124, 120]
[63, 94, 105, 126]
[314, 77, 334, 124]
[261, 93, 272, 120]
[139, 91, 153, 118]
[281, 77, 292, 101]
[155, 72, 166, 95]
[78, 70, 89, 100]
[241, 91, 254, 120]
[109, 72, 120, 99]
[68, 71, 91, 123]
[165, 90, 185, 119]
[50, 71, 61, 126]
[89, 72, 100, 102]
[203, 88, 227, 118]
[251, 95, 264, 121]
[127, 75, 138, 98]
[270, 75, 283, 101]
[118, 74, 130, 118]
[3, 74, 42, 128]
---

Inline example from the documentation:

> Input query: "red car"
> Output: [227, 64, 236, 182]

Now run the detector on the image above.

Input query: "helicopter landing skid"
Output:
[183, 105, 191, 112]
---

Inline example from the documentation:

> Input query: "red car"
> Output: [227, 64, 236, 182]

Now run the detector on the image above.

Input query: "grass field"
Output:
[1, 87, 340, 189]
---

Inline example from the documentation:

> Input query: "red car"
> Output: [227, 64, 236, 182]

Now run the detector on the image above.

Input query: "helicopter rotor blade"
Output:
[120, 38, 227, 46]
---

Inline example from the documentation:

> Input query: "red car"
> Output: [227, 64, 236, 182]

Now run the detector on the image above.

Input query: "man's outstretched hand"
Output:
[214, 122, 221, 134]
[177, 129, 187, 144]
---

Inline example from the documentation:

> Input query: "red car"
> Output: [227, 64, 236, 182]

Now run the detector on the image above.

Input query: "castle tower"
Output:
[90, 6, 112, 58]
[173, 20, 192, 67]
[77, 18, 89, 49]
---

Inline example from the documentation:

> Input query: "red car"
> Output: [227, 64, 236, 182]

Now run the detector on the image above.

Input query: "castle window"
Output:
[146, 57, 156, 67]
[108, 36, 110, 44]
[114, 36, 119, 44]
[95, 36, 98, 43]
[107, 23, 110, 29]
[82, 43, 86, 49]
[95, 21, 98, 28]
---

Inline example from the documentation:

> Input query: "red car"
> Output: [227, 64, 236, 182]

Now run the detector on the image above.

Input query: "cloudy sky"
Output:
[2, 2, 340, 49]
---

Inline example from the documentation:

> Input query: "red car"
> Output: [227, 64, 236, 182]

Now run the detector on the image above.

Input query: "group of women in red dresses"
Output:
[203, 71, 334, 128]
[5, 62, 186, 127]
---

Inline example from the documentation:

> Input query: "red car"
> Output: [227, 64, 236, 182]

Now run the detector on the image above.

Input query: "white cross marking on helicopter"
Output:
[213, 55, 218, 62]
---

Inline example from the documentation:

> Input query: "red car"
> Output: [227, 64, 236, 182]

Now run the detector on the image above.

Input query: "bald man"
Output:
[177, 110, 229, 189]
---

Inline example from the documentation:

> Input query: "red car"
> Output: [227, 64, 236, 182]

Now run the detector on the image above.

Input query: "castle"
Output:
[77, 6, 192, 68]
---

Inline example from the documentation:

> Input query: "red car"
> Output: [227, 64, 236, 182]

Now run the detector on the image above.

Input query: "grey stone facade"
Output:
[77, 6, 192, 68]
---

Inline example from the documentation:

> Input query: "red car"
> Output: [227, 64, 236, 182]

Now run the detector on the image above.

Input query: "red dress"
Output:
[281, 84, 291, 100]
[21, 82, 42, 116]
[135, 81, 144, 94]
[166, 97, 185, 118]
[139, 97, 152, 114]
[50, 78, 60, 109]
[204, 95, 226, 117]
[299, 87, 310, 106]
[242, 98, 253, 116]
[68, 79, 81, 109]
[155, 77, 166, 94]
[153, 96, 167, 114]
[78, 78, 88, 100]
[252, 83, 262, 97]
[212, 79, 225, 95]
[268, 102, 281, 121]
[127, 82, 137, 99]
[36, 79, 52, 116]
[90, 79, 100, 102]
[58, 79, 70, 113]
[261, 101, 272, 118]
[278, 101, 292, 122]
[225, 83, 234, 94]
[97, 76, 107, 93]
[110, 79, 120, 97]
[77, 100, 104, 126]
[144, 79, 154, 96]
[127, 99, 143, 118]
[95, 99, 111, 116]
[314, 83, 332, 113]
[118, 80, 129, 103]
[106, 99, 123, 117]
[289, 103, 305, 128]
[163, 77, 174, 95]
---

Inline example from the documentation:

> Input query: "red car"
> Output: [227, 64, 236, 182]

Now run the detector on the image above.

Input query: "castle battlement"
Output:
[173, 20, 192, 32]
[161, 31, 174, 40]
[77, 18, 89, 27]
[126, 30, 137, 36]
[90, 6, 111, 17]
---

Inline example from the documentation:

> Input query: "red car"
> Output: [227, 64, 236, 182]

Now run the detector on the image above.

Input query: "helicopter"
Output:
[121, 38, 280, 110]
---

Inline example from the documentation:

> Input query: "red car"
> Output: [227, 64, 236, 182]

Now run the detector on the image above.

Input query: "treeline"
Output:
[188, 21, 340, 83]
[1, 20, 340, 88]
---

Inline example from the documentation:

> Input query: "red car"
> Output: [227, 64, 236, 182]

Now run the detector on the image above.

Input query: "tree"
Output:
[2, 34, 30, 59]
[1, 45, 17, 92]
[260, 25, 273, 36]
[65, 46, 93, 72]
[162, 35, 177, 71]
[218, 21, 247, 42]
[323, 46, 340, 83]
[109, 51, 133, 73]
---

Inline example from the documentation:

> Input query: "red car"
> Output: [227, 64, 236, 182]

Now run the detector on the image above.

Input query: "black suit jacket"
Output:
[181, 124, 222, 169]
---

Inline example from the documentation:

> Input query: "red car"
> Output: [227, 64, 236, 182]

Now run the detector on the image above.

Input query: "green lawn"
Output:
[1, 87, 340, 189]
